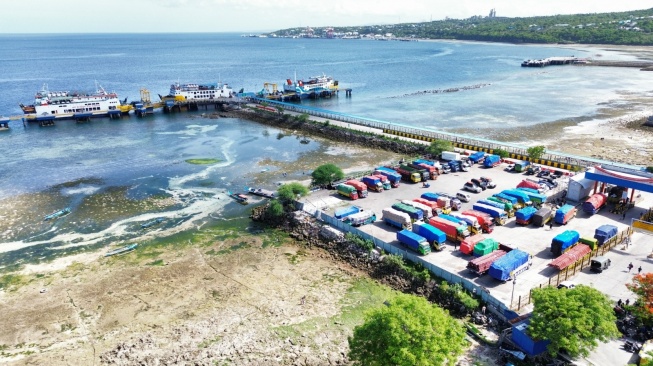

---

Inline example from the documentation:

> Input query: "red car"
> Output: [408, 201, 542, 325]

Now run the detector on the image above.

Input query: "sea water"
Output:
[0, 33, 650, 264]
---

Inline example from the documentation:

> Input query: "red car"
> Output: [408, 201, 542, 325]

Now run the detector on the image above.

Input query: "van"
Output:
[456, 192, 471, 202]
[590, 256, 611, 273]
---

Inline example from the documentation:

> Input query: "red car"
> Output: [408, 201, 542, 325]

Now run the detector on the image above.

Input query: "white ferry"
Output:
[162, 82, 235, 102]
[20, 83, 123, 121]
[283, 74, 338, 99]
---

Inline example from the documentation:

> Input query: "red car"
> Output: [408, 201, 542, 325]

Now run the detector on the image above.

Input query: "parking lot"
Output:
[301, 158, 653, 312]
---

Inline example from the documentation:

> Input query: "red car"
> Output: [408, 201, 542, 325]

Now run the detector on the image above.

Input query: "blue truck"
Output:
[515, 206, 538, 225]
[551, 230, 580, 257]
[483, 154, 501, 168]
[397, 229, 431, 255]
[472, 203, 507, 226]
[501, 189, 533, 207]
[412, 222, 447, 251]
[392, 202, 424, 222]
[374, 168, 402, 188]
[468, 151, 486, 164]
[594, 224, 618, 246]
[489, 249, 531, 281]
[334, 205, 362, 220]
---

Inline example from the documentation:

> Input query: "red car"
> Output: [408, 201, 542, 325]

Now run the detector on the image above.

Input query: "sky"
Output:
[1, 1, 652, 34]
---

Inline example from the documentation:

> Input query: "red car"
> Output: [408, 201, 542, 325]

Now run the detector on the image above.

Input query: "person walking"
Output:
[549, 220, 553, 230]
[623, 212, 627, 220]
[639, 266, 643, 274]
[628, 262, 634, 272]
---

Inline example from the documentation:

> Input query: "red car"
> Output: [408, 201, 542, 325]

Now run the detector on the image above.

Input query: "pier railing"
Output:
[248, 97, 640, 172]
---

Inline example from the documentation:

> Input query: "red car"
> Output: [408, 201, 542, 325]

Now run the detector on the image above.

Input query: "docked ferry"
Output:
[283, 74, 338, 99]
[160, 82, 235, 103]
[20, 83, 124, 121]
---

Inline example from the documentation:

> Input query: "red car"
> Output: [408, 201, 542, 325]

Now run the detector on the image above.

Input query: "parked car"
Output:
[441, 164, 451, 174]
[471, 178, 487, 191]
[557, 281, 576, 290]
[536, 169, 550, 178]
[540, 178, 558, 189]
[552, 170, 564, 179]
[504, 164, 515, 172]
[480, 176, 496, 189]
[456, 192, 471, 202]
[526, 165, 541, 175]
[463, 182, 482, 193]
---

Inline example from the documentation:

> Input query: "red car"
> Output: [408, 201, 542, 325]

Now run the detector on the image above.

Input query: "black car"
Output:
[526, 165, 541, 175]
[471, 178, 487, 190]
[536, 170, 550, 178]
[539, 179, 558, 189]
[552, 170, 564, 179]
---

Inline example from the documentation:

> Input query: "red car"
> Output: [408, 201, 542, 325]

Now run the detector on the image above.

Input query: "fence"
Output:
[510, 227, 634, 311]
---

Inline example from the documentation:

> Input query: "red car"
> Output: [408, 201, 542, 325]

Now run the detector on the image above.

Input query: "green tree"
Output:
[265, 199, 285, 217]
[425, 139, 453, 158]
[311, 164, 344, 186]
[276, 182, 309, 203]
[493, 148, 509, 158]
[348, 293, 467, 366]
[526, 145, 547, 160]
[627, 273, 653, 326]
[528, 285, 619, 358]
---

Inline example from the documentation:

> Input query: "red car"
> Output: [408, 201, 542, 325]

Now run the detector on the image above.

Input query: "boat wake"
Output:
[388, 83, 491, 99]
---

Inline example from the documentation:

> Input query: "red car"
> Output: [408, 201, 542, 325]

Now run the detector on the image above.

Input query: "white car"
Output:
[463, 182, 482, 193]
[557, 281, 576, 289]
[504, 164, 515, 172]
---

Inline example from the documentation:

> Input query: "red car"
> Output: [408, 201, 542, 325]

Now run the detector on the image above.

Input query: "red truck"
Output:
[467, 250, 507, 275]
[429, 216, 470, 244]
[413, 198, 442, 216]
[460, 234, 485, 256]
[410, 163, 438, 180]
[461, 210, 495, 233]
[345, 180, 369, 198]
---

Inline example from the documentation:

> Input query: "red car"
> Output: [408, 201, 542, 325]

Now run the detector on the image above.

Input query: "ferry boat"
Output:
[20, 83, 124, 121]
[160, 81, 235, 103]
[283, 74, 338, 99]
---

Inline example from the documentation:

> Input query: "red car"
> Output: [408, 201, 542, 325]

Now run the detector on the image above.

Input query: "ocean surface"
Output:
[0, 33, 651, 267]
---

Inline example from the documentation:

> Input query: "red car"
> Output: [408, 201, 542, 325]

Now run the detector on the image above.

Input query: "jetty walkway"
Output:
[248, 97, 641, 171]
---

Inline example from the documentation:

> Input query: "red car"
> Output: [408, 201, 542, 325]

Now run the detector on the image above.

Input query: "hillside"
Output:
[269, 8, 653, 45]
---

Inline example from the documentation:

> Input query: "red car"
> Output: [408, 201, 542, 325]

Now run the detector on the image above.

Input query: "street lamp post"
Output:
[510, 275, 518, 309]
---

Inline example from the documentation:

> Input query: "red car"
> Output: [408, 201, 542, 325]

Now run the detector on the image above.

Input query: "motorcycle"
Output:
[623, 340, 641, 353]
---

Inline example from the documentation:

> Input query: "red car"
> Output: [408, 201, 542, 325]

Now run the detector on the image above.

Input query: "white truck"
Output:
[441, 151, 461, 161]
[344, 210, 377, 226]
[382, 208, 412, 230]
[401, 200, 434, 219]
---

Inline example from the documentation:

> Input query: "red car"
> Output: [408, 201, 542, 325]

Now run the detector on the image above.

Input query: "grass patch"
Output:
[146, 259, 165, 266]
[185, 158, 221, 165]
[0, 274, 27, 291]
[198, 335, 221, 348]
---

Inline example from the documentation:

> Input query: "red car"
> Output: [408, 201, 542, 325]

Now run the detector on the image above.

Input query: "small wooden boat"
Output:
[141, 217, 164, 229]
[228, 191, 249, 204]
[104, 243, 138, 257]
[245, 186, 277, 199]
[44, 207, 71, 221]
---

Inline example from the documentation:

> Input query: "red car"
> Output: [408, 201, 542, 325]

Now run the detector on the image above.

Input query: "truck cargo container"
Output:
[513, 160, 531, 173]
[468, 151, 486, 164]
[493, 193, 520, 209]
[582, 193, 608, 215]
[371, 174, 392, 190]
[401, 200, 433, 220]
[579, 237, 598, 250]
[407, 163, 435, 180]
[489, 249, 531, 281]
[473, 238, 500, 257]
[482, 198, 514, 216]
[397, 230, 431, 256]
[413, 159, 442, 171]
[429, 216, 470, 244]
[334, 205, 362, 220]
[373, 169, 401, 188]
[413, 198, 443, 216]
[468, 250, 508, 275]
[488, 196, 515, 212]
[460, 234, 485, 255]
[401, 164, 429, 182]
[450, 213, 482, 234]
[554, 204, 577, 225]
[461, 210, 495, 233]
[517, 189, 547, 207]
[361, 176, 384, 192]
[441, 151, 461, 161]
[532, 206, 553, 227]
[515, 206, 538, 225]
[382, 208, 412, 231]
[548, 244, 591, 270]
[336, 184, 359, 200]
[412, 222, 447, 251]
[392, 203, 423, 222]
[483, 155, 501, 168]
[420, 193, 452, 213]
[343, 210, 376, 226]
[594, 224, 618, 246]
[551, 230, 580, 257]
[386, 165, 421, 183]
[472, 203, 508, 226]
[435, 192, 463, 210]
[501, 189, 532, 207]
[345, 180, 368, 198]
[415, 163, 439, 180]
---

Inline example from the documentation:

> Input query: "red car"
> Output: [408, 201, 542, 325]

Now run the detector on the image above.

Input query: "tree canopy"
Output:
[627, 273, 653, 326]
[528, 285, 619, 358]
[426, 139, 453, 158]
[527, 145, 547, 160]
[493, 148, 509, 159]
[276, 182, 309, 203]
[311, 163, 344, 186]
[348, 293, 466, 366]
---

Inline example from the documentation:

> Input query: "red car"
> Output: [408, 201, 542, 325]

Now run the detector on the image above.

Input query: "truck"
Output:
[413, 198, 442, 216]
[413, 163, 439, 180]
[481, 198, 514, 216]
[336, 184, 359, 200]
[462, 210, 495, 233]
[437, 214, 465, 226]
[413, 159, 442, 171]
[517, 189, 547, 207]
[532, 206, 553, 227]
[401, 200, 433, 220]
[387, 165, 421, 183]
[467, 250, 508, 275]
[401, 164, 429, 182]
[483, 154, 501, 168]
[551, 230, 580, 257]
[473, 238, 500, 257]
[582, 193, 608, 215]
[361, 176, 384, 192]
[594, 224, 618, 246]
[334, 205, 362, 220]
[435, 193, 462, 211]
[429, 216, 470, 244]
[345, 180, 368, 198]
[501, 189, 532, 207]
[489, 249, 531, 281]
[420, 193, 452, 214]
[513, 160, 531, 173]
[382, 208, 412, 231]
[343, 210, 376, 226]
[441, 151, 461, 161]
[447, 160, 459, 172]
[374, 169, 401, 188]
[493, 193, 520, 209]
[397, 230, 431, 256]
[450, 213, 482, 234]
[468, 151, 486, 164]
[412, 222, 447, 251]
[372, 174, 392, 190]
[392, 202, 424, 222]
[515, 206, 538, 225]
[472, 203, 508, 226]
[407, 163, 435, 180]
[460, 234, 485, 255]
[554, 204, 577, 225]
